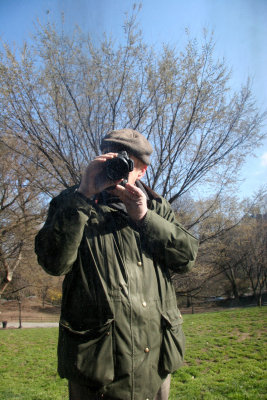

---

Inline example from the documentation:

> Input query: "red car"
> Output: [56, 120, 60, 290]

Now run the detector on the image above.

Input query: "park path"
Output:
[1, 321, 59, 329]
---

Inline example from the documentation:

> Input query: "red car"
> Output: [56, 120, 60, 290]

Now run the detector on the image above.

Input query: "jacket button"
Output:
[137, 261, 142, 266]
[144, 347, 150, 353]
[142, 301, 147, 307]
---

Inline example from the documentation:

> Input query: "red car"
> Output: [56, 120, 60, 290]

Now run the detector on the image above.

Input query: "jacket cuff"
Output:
[55, 190, 95, 219]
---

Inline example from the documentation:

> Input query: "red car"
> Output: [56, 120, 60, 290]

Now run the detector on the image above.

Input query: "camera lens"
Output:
[105, 157, 130, 181]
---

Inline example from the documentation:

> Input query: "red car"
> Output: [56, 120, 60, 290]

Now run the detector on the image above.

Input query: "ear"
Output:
[137, 165, 147, 180]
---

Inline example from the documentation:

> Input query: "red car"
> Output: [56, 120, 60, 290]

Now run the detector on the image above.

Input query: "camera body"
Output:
[105, 151, 134, 181]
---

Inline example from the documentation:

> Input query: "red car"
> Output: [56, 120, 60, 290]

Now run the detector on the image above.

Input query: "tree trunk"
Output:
[257, 294, 262, 307]
[18, 298, 22, 329]
[232, 281, 240, 302]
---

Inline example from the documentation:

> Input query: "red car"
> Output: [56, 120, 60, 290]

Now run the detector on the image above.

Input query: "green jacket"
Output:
[35, 183, 198, 400]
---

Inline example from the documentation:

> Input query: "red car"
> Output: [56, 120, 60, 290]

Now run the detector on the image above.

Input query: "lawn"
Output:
[0, 307, 266, 400]
[171, 307, 267, 400]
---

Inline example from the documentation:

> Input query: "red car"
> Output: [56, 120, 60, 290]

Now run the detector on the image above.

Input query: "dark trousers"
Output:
[69, 374, 171, 400]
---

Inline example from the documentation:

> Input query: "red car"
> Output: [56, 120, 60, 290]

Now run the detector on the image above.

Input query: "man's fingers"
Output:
[94, 153, 118, 163]
[113, 184, 142, 198]
[124, 184, 144, 198]
[110, 185, 126, 198]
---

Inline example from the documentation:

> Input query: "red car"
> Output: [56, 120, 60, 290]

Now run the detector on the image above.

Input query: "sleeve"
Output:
[35, 188, 94, 276]
[139, 197, 199, 273]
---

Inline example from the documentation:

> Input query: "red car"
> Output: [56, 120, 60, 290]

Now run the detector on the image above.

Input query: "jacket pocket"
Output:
[59, 318, 114, 385]
[160, 309, 185, 374]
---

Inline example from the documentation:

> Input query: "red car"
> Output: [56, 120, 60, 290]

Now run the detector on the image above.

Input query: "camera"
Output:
[105, 151, 134, 181]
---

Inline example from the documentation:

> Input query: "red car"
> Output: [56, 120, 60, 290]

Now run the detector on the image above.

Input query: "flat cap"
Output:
[100, 129, 153, 165]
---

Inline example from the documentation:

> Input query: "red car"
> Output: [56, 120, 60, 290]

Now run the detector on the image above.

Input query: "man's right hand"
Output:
[77, 153, 122, 198]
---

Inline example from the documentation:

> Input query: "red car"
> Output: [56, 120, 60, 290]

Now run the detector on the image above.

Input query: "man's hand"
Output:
[111, 183, 148, 223]
[77, 153, 122, 198]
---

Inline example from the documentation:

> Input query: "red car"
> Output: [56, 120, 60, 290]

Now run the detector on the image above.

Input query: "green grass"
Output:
[170, 307, 267, 400]
[0, 328, 67, 400]
[0, 307, 266, 400]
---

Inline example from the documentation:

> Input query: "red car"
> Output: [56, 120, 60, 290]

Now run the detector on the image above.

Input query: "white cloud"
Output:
[260, 152, 267, 167]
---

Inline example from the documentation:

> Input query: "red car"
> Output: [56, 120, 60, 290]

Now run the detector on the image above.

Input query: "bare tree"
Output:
[0, 142, 43, 296]
[0, 8, 265, 203]
[240, 213, 267, 306]
[206, 195, 267, 304]
[172, 191, 267, 306]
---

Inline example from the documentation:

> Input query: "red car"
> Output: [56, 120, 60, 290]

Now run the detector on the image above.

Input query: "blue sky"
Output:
[0, 0, 266, 199]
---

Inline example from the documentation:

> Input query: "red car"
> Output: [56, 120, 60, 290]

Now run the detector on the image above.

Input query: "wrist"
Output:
[135, 211, 147, 225]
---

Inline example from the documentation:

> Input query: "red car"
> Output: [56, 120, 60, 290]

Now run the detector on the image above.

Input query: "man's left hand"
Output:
[111, 183, 147, 223]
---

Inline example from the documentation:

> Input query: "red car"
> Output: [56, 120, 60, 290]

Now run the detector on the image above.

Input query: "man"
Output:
[35, 129, 198, 400]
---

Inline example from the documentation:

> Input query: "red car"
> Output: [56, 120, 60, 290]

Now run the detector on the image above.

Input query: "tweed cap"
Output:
[100, 129, 153, 165]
